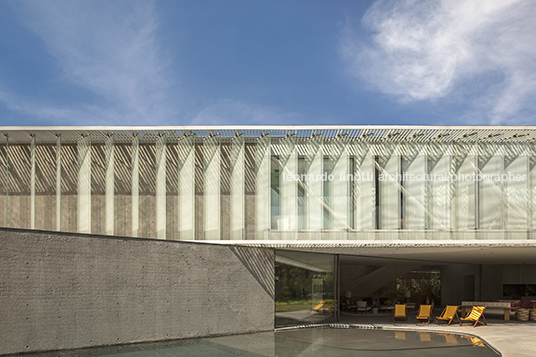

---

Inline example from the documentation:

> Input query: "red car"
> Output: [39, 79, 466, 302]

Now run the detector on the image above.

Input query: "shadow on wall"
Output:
[229, 246, 275, 298]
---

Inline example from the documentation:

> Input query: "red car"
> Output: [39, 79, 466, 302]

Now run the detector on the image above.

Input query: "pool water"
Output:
[29, 327, 499, 357]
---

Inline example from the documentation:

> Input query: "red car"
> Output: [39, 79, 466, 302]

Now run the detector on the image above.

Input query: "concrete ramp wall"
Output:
[0, 228, 275, 355]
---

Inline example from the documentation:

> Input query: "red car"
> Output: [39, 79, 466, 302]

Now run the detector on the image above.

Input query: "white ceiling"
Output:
[232, 240, 536, 265]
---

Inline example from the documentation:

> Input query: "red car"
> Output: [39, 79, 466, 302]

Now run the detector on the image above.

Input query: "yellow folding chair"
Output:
[415, 304, 433, 324]
[460, 306, 487, 327]
[307, 300, 326, 315]
[435, 305, 460, 325]
[321, 301, 335, 314]
[393, 304, 407, 322]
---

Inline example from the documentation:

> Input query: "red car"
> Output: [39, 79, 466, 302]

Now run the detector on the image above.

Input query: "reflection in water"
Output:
[438, 332, 459, 344]
[417, 332, 431, 342]
[28, 328, 498, 357]
[395, 331, 406, 340]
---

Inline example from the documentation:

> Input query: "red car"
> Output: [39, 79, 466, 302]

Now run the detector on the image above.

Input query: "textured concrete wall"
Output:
[480, 265, 503, 302]
[0, 228, 275, 355]
[440, 265, 479, 305]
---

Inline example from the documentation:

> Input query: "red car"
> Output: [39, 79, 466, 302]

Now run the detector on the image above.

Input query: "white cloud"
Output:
[4, 0, 176, 124]
[341, 0, 536, 124]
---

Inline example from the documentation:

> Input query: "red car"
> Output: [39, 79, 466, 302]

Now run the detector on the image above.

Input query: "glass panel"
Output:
[478, 141, 503, 237]
[275, 250, 336, 327]
[61, 144, 77, 233]
[351, 140, 375, 239]
[139, 143, 156, 239]
[378, 142, 400, 239]
[178, 134, 195, 240]
[504, 141, 528, 239]
[155, 135, 166, 239]
[279, 135, 298, 240]
[30, 135, 36, 229]
[90, 143, 105, 235]
[131, 135, 139, 237]
[8, 143, 31, 229]
[427, 142, 452, 238]
[55, 135, 61, 231]
[204, 135, 220, 240]
[325, 135, 350, 240]
[402, 141, 426, 239]
[0, 137, 6, 227]
[304, 134, 323, 239]
[452, 141, 477, 239]
[35, 142, 56, 231]
[256, 134, 271, 240]
[114, 143, 132, 237]
[77, 135, 91, 234]
[105, 135, 115, 235]
[230, 135, 245, 240]
[531, 143, 536, 239]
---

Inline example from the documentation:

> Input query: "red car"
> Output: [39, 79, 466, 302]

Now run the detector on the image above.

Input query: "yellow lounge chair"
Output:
[415, 304, 433, 324]
[307, 300, 326, 315]
[435, 305, 460, 325]
[321, 301, 335, 314]
[393, 304, 407, 322]
[460, 306, 487, 327]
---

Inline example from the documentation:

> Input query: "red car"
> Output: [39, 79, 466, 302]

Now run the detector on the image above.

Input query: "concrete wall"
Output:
[440, 264, 479, 305]
[503, 264, 536, 284]
[0, 228, 275, 355]
[479, 265, 504, 302]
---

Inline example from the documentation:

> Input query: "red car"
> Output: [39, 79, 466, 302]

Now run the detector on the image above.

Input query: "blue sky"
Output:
[1, 0, 535, 126]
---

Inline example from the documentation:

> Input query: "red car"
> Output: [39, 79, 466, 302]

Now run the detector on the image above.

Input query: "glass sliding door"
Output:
[275, 250, 337, 327]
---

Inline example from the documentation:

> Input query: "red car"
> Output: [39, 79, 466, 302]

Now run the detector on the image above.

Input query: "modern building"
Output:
[2, 125, 536, 354]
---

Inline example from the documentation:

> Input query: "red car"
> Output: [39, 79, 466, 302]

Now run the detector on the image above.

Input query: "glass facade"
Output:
[275, 250, 337, 327]
[0, 126, 535, 241]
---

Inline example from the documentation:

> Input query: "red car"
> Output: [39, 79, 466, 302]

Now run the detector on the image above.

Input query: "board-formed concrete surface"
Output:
[0, 228, 275, 355]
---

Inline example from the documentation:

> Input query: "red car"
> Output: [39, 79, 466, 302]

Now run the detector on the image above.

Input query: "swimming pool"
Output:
[28, 326, 499, 356]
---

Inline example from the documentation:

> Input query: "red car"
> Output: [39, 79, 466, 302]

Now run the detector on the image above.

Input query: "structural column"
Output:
[279, 134, 298, 240]
[3, 134, 8, 227]
[56, 135, 61, 231]
[177, 134, 195, 240]
[452, 141, 477, 239]
[401, 142, 426, 238]
[378, 141, 401, 239]
[478, 141, 504, 238]
[326, 134, 350, 239]
[77, 135, 91, 234]
[131, 134, 139, 237]
[230, 134, 245, 240]
[504, 140, 528, 239]
[304, 133, 323, 238]
[30, 135, 36, 229]
[204, 134, 220, 240]
[530, 142, 536, 239]
[353, 140, 375, 237]
[255, 134, 271, 240]
[155, 134, 167, 239]
[105, 135, 114, 235]
[427, 142, 452, 239]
